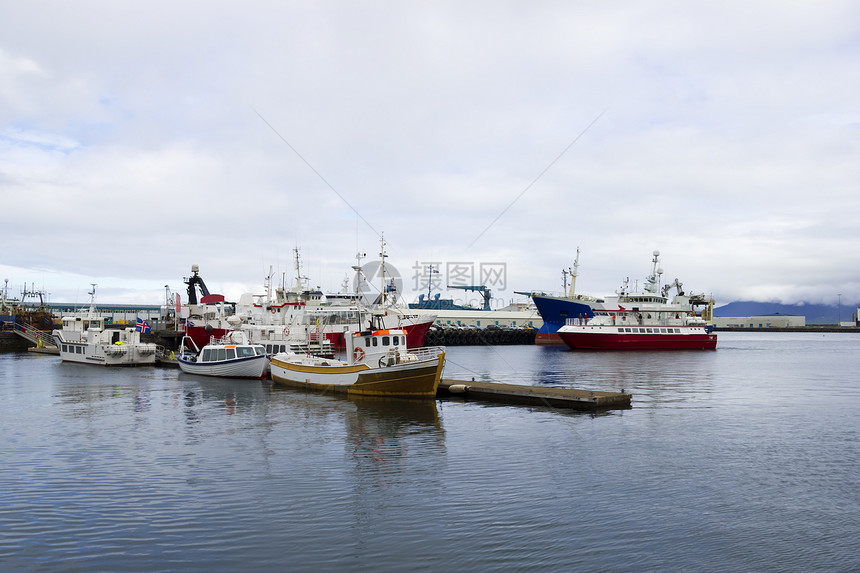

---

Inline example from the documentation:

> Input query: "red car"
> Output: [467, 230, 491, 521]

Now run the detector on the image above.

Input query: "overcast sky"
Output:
[2, 1, 859, 309]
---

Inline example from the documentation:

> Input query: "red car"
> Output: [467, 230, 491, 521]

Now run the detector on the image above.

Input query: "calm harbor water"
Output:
[1, 332, 858, 572]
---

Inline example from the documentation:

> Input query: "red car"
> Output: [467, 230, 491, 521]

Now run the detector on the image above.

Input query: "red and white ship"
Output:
[556, 251, 717, 351]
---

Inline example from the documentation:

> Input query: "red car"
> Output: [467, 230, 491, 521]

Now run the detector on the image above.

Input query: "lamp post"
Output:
[838, 293, 842, 325]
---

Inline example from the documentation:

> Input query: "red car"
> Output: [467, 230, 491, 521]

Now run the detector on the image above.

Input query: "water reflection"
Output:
[345, 396, 443, 472]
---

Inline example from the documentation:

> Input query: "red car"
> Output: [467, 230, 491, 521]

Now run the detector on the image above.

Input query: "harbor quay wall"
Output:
[0, 332, 30, 351]
[142, 326, 538, 350]
[424, 326, 536, 346]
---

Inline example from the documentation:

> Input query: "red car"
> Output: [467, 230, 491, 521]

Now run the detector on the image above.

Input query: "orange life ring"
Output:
[353, 347, 365, 361]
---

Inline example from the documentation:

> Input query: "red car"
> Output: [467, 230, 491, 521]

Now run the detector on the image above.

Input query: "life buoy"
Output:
[283, 326, 290, 337]
[270, 307, 277, 314]
[353, 347, 365, 361]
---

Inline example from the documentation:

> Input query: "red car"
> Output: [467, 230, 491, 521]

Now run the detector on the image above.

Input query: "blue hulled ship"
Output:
[522, 249, 602, 344]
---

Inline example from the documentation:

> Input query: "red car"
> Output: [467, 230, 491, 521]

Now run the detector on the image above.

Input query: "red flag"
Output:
[175, 292, 181, 314]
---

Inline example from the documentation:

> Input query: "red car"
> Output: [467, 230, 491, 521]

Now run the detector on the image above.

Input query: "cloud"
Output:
[1, 1, 859, 308]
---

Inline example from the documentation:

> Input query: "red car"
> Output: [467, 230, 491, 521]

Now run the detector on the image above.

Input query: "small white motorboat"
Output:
[177, 331, 269, 379]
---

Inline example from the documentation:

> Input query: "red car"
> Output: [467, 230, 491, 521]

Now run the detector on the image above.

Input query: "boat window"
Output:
[265, 344, 272, 353]
[382, 336, 389, 346]
[674, 328, 681, 333]
[225, 348, 236, 360]
[365, 338, 371, 347]
[202, 349, 213, 362]
[216, 348, 227, 361]
[393, 336, 400, 345]
[646, 328, 653, 333]
[76, 346, 82, 354]
[372, 338, 378, 347]
[237, 347, 254, 358]
[256, 347, 265, 356]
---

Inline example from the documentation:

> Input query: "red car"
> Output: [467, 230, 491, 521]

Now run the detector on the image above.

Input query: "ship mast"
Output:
[292, 247, 308, 294]
[378, 233, 388, 308]
[564, 247, 581, 298]
[644, 250, 663, 294]
[87, 284, 98, 318]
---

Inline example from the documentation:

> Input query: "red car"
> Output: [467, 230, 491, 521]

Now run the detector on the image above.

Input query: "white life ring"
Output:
[270, 307, 277, 314]
[283, 326, 290, 337]
[353, 347, 365, 361]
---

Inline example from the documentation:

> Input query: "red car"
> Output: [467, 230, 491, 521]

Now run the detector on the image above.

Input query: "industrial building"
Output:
[713, 314, 806, 328]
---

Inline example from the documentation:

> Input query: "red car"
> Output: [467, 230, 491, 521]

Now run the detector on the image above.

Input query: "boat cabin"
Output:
[199, 345, 266, 363]
[346, 329, 409, 367]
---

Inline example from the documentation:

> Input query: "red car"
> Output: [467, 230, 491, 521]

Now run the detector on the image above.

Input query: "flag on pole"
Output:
[135, 318, 151, 334]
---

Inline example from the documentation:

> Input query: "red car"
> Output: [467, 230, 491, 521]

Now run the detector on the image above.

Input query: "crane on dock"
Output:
[447, 285, 492, 311]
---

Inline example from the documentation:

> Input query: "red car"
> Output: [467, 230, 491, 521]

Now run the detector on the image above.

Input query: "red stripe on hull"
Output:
[535, 332, 564, 345]
[558, 332, 717, 350]
[403, 320, 433, 347]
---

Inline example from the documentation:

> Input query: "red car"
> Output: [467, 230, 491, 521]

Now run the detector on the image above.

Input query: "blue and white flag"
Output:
[135, 318, 151, 334]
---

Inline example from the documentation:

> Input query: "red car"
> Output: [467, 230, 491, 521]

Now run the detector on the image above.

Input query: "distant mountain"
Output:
[714, 301, 858, 325]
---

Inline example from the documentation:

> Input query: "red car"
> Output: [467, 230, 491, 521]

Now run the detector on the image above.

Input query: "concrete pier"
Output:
[438, 379, 631, 411]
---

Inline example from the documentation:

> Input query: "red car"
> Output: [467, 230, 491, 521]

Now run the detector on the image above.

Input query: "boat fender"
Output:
[448, 384, 468, 395]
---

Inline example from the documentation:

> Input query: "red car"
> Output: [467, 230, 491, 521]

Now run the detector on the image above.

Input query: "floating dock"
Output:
[438, 379, 631, 411]
[155, 358, 631, 410]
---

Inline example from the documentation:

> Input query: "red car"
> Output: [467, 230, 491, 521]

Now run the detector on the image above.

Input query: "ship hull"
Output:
[52, 337, 157, 366]
[557, 326, 717, 350]
[531, 294, 595, 345]
[185, 326, 229, 350]
[269, 353, 444, 398]
[178, 354, 268, 378]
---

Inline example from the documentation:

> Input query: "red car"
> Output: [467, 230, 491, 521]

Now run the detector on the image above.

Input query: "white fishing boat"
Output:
[269, 315, 445, 398]
[177, 330, 269, 379]
[51, 285, 157, 366]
